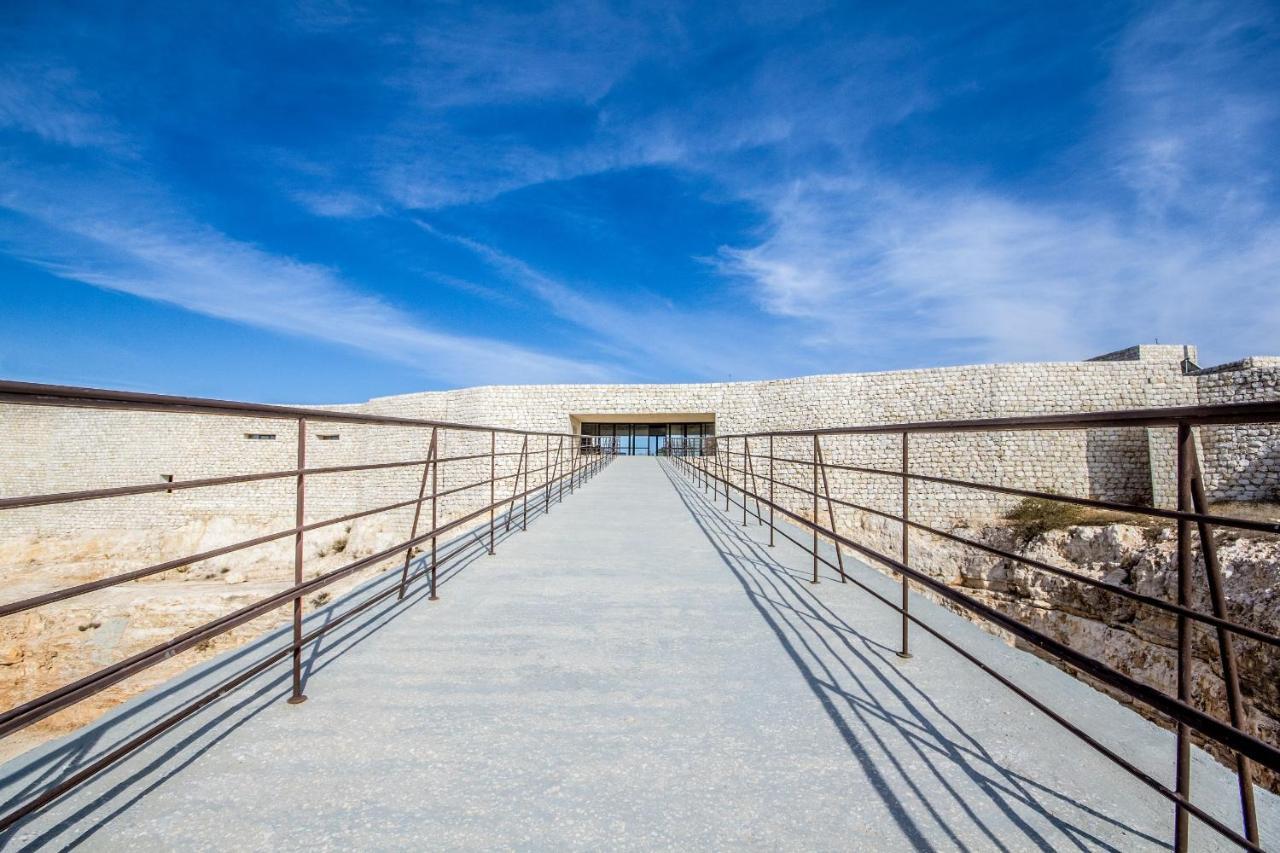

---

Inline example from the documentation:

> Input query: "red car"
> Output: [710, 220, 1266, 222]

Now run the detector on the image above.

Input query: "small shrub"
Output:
[1005, 498, 1088, 542]
[310, 592, 331, 607]
[332, 537, 348, 554]
[1004, 498, 1160, 543]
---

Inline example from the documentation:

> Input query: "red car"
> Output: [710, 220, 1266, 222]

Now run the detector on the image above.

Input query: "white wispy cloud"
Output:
[716, 1, 1280, 368]
[414, 219, 807, 381]
[728, 186, 1280, 361]
[0, 167, 618, 387]
[0, 64, 136, 155]
[1107, 0, 1279, 223]
[291, 189, 385, 219]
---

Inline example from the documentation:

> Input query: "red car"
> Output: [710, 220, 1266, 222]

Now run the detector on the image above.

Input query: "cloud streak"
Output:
[0, 168, 617, 388]
[716, 1, 1280, 368]
[415, 219, 812, 381]
[0, 64, 136, 155]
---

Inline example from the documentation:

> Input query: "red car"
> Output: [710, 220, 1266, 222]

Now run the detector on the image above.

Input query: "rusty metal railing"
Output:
[669, 401, 1280, 852]
[0, 380, 616, 830]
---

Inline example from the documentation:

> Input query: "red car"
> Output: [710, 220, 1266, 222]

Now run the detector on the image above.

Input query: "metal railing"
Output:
[660, 436, 708, 457]
[0, 380, 616, 830]
[668, 401, 1280, 852]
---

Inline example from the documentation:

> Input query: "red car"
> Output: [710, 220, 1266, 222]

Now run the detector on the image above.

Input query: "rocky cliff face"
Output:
[0, 513, 444, 764]
[849, 512, 1280, 791]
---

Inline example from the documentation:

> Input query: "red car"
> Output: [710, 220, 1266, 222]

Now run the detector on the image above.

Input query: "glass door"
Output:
[631, 424, 650, 456]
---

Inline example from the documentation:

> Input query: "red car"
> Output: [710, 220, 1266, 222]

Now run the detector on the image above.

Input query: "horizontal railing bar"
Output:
[716, 401, 1280, 438]
[0, 449, 560, 512]
[712, 461, 1280, 648]
[0, 459, 588, 739]
[0, 458, 426, 511]
[0, 380, 580, 436]
[737, 453, 1280, 536]
[683, 456, 1280, 773]
[0, 456, 572, 617]
[668, 459, 1261, 852]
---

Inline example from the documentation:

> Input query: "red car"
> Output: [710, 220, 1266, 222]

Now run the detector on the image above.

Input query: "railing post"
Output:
[742, 436, 748, 527]
[811, 434, 819, 584]
[429, 427, 440, 601]
[556, 436, 565, 504]
[702, 444, 708, 491]
[545, 435, 552, 513]
[288, 417, 307, 705]
[723, 441, 730, 512]
[815, 436, 846, 583]
[483, 427, 494, 555]
[744, 436, 762, 524]
[507, 436, 527, 534]
[899, 431, 911, 660]
[1174, 422, 1193, 852]
[1189, 440, 1259, 844]
[400, 428, 437, 600]
[522, 435, 530, 531]
[768, 434, 775, 547]
[706, 441, 712, 495]
[710, 440, 718, 500]
[488, 430, 496, 555]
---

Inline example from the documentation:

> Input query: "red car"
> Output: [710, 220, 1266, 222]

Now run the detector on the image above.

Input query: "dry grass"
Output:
[1209, 501, 1280, 541]
[1004, 498, 1280, 544]
[1209, 500, 1280, 525]
[1004, 497, 1159, 543]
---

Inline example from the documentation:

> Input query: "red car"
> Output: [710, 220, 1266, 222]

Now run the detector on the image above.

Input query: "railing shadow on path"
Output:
[658, 459, 1165, 853]
[0, 496, 562, 851]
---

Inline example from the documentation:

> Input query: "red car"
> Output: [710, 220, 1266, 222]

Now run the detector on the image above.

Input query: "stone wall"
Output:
[1, 344, 1277, 543]
[1198, 363, 1280, 502]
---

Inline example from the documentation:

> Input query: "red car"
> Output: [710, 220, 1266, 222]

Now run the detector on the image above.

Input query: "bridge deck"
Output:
[2, 457, 1276, 850]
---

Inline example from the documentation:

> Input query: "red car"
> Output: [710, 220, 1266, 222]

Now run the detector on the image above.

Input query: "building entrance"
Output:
[578, 420, 714, 456]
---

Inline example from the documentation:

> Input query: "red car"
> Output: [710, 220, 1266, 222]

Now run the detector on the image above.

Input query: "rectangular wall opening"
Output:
[572, 414, 715, 457]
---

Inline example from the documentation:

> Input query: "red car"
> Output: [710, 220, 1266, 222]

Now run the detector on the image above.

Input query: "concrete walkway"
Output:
[1, 457, 1276, 850]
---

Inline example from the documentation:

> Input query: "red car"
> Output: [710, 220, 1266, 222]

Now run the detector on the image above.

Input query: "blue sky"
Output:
[1, 1, 1277, 403]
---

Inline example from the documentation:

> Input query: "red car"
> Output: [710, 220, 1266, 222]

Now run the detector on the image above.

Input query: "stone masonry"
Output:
[0, 344, 1277, 542]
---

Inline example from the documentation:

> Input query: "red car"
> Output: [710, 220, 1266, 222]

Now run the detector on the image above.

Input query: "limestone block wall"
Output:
[349, 356, 1201, 530]
[1197, 362, 1280, 502]
[2, 345, 1277, 544]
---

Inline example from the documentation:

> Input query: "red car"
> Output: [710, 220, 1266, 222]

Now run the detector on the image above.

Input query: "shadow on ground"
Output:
[0, 479, 580, 850]
[660, 458, 1163, 852]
